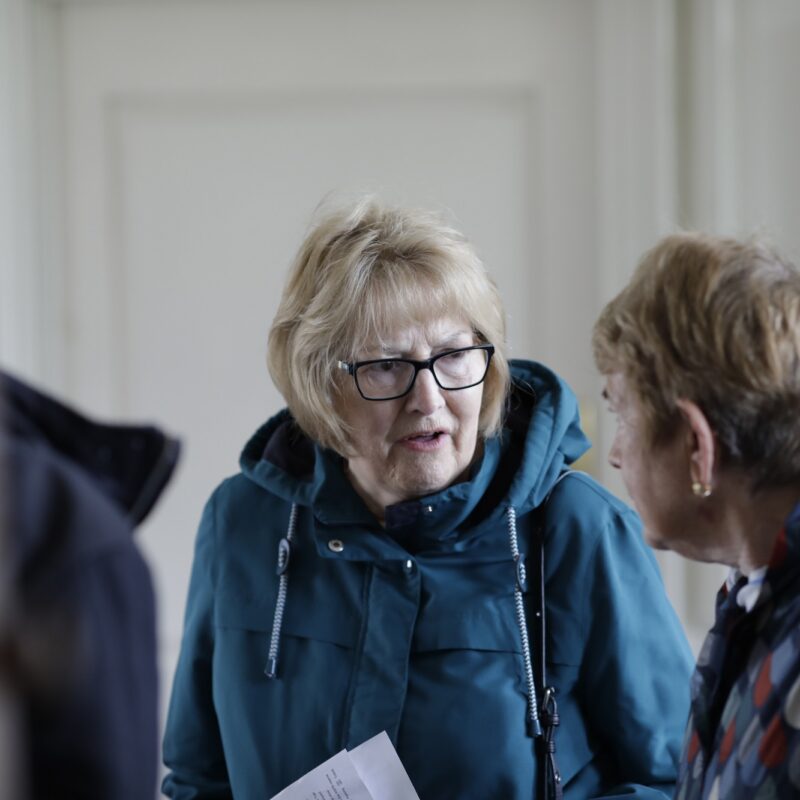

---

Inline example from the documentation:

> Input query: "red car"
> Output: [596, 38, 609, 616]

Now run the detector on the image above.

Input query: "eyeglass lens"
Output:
[355, 347, 490, 399]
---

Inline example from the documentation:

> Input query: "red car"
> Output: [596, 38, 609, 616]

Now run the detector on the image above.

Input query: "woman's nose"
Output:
[405, 368, 445, 415]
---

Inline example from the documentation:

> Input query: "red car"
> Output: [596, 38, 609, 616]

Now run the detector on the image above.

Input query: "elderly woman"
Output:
[593, 233, 800, 800]
[163, 199, 692, 799]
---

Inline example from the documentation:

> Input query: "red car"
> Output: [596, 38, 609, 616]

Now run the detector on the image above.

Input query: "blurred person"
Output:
[163, 197, 693, 800]
[0, 371, 179, 799]
[593, 233, 800, 800]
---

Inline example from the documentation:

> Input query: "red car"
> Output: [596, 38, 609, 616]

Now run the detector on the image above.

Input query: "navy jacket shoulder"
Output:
[1, 370, 178, 800]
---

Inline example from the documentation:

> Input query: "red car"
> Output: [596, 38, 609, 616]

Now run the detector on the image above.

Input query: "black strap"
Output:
[532, 504, 563, 800]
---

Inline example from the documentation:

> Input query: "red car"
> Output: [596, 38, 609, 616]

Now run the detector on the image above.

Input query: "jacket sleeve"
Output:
[579, 498, 694, 799]
[162, 490, 233, 799]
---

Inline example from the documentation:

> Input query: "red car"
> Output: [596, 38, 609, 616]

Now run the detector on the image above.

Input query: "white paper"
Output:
[269, 731, 420, 800]
[270, 749, 372, 800]
[349, 731, 421, 800]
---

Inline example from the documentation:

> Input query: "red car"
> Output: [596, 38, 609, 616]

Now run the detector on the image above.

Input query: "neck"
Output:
[342, 440, 484, 526]
[346, 466, 387, 526]
[715, 476, 800, 575]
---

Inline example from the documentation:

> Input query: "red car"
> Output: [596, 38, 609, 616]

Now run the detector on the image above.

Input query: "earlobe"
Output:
[675, 399, 716, 494]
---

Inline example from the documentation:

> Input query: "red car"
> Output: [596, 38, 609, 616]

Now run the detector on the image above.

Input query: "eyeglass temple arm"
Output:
[336, 360, 354, 374]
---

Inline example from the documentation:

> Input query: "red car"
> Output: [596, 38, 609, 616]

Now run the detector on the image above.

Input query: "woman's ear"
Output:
[675, 399, 716, 493]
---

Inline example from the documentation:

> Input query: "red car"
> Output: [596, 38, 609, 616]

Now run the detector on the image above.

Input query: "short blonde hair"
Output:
[268, 197, 510, 454]
[593, 232, 800, 488]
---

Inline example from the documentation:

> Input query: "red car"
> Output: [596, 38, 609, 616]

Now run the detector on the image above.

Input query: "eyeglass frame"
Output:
[337, 343, 495, 402]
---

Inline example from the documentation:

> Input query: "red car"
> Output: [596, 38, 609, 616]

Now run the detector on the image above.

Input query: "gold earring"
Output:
[691, 481, 711, 498]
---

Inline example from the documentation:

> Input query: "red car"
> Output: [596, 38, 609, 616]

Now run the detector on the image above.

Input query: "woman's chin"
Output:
[390, 460, 460, 500]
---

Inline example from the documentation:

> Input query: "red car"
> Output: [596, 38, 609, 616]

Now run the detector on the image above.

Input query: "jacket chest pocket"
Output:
[212, 586, 360, 753]
[213, 584, 359, 692]
[214, 588, 360, 648]
[411, 594, 522, 653]
[212, 588, 359, 769]
[410, 595, 528, 698]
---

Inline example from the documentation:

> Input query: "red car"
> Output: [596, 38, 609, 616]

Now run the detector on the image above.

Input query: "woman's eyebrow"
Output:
[433, 331, 474, 348]
[372, 331, 473, 357]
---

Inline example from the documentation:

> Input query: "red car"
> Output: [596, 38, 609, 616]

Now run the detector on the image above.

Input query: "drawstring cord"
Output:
[265, 503, 298, 679]
[506, 506, 542, 738]
[515, 470, 574, 800]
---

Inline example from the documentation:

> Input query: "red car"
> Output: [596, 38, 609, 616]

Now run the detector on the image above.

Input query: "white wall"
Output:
[0, 0, 36, 378]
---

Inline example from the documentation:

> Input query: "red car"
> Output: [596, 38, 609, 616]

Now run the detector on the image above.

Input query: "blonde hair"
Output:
[593, 232, 800, 488]
[268, 197, 510, 454]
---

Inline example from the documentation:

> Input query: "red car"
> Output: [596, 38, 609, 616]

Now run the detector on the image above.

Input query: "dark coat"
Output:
[0, 371, 179, 799]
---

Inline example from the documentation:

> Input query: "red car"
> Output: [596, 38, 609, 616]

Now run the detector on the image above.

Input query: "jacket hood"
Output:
[1, 371, 180, 525]
[497, 359, 590, 511]
[240, 360, 590, 529]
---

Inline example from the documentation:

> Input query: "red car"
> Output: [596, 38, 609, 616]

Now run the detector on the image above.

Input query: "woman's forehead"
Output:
[360, 315, 473, 354]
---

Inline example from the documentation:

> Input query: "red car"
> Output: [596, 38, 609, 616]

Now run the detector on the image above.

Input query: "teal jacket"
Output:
[163, 361, 693, 799]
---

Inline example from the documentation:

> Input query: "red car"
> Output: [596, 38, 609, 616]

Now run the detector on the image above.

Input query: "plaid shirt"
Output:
[676, 501, 800, 800]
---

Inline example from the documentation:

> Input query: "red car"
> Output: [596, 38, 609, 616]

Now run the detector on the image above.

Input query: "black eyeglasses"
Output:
[337, 344, 495, 401]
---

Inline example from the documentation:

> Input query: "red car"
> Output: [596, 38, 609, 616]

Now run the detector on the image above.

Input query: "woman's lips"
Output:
[399, 430, 448, 452]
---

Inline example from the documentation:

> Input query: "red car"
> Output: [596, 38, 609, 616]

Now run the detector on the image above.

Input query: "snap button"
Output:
[327, 539, 344, 553]
[404, 559, 414, 573]
[423, 505, 433, 514]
